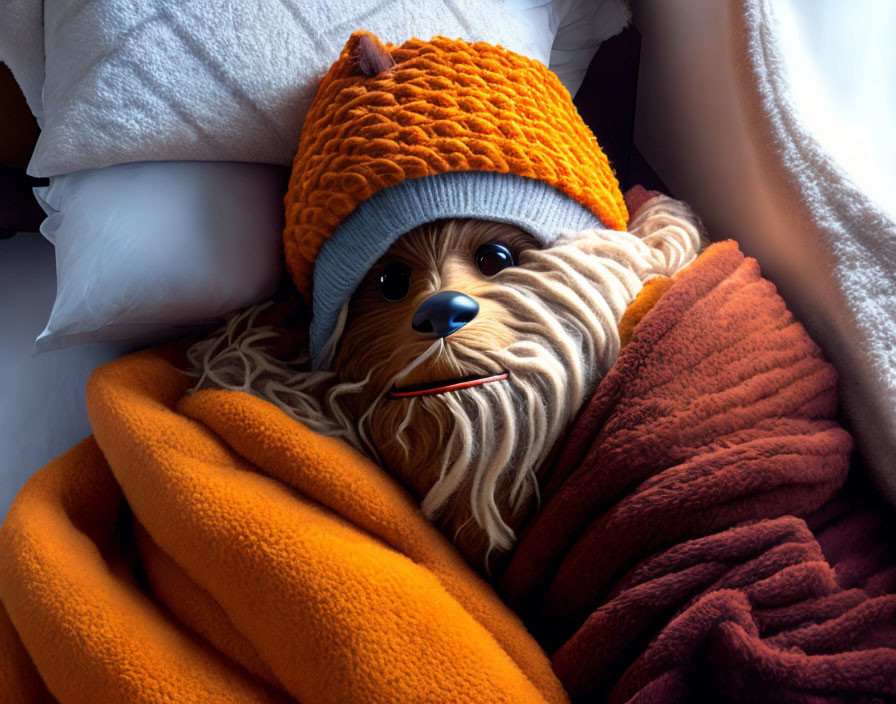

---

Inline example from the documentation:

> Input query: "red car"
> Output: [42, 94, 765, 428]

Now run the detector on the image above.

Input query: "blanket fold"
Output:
[501, 241, 896, 702]
[0, 346, 565, 704]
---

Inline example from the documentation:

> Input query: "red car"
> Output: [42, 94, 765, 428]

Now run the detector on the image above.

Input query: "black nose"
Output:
[412, 291, 479, 337]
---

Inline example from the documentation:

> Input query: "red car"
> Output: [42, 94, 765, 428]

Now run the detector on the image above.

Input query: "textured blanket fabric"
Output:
[2, 240, 895, 702]
[634, 0, 896, 511]
[736, 0, 896, 521]
[502, 240, 896, 702]
[0, 345, 566, 703]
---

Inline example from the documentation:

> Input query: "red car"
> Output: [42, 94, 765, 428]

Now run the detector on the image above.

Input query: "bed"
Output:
[1, 2, 895, 701]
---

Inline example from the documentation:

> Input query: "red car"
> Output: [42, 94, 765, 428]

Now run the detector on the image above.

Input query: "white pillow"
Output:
[33, 162, 287, 352]
[24, 2, 523, 176]
[7, 0, 629, 352]
[13, 0, 629, 177]
[510, 0, 631, 96]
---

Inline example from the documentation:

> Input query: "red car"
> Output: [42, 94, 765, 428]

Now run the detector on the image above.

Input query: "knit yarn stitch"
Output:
[283, 31, 628, 304]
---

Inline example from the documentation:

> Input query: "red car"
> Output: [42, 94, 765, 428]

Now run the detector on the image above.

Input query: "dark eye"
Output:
[378, 261, 411, 301]
[475, 242, 515, 276]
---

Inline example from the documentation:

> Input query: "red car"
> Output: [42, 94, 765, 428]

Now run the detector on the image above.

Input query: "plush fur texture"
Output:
[187, 195, 706, 567]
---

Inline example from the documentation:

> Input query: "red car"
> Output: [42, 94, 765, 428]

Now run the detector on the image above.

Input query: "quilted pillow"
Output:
[0, 0, 630, 351]
[24, 0, 627, 176]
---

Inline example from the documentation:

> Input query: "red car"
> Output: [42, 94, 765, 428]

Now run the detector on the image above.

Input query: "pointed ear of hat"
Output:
[325, 30, 396, 80]
[350, 32, 395, 77]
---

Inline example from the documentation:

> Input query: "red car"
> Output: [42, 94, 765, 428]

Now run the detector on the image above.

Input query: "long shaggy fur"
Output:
[186, 195, 706, 566]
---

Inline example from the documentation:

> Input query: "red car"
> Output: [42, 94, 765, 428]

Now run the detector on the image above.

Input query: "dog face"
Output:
[332, 218, 647, 565]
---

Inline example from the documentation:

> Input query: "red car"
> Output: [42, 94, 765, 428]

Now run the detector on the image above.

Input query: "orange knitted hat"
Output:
[284, 31, 628, 367]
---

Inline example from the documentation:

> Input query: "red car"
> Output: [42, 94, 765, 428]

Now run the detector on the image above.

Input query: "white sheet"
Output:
[0, 233, 133, 519]
[633, 0, 896, 506]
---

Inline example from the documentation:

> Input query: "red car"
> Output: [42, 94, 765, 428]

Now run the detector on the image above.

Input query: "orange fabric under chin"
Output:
[0, 342, 566, 704]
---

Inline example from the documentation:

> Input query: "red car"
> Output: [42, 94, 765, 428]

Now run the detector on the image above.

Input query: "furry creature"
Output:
[189, 32, 708, 568]
[188, 193, 706, 568]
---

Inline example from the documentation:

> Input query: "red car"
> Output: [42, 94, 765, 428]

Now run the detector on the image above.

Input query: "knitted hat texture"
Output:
[283, 31, 628, 304]
[283, 31, 630, 368]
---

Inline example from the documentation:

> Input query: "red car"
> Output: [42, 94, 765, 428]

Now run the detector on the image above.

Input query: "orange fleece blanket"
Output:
[0, 345, 567, 703]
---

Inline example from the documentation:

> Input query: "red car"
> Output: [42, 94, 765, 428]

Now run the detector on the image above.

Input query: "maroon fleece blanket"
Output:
[502, 240, 896, 702]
